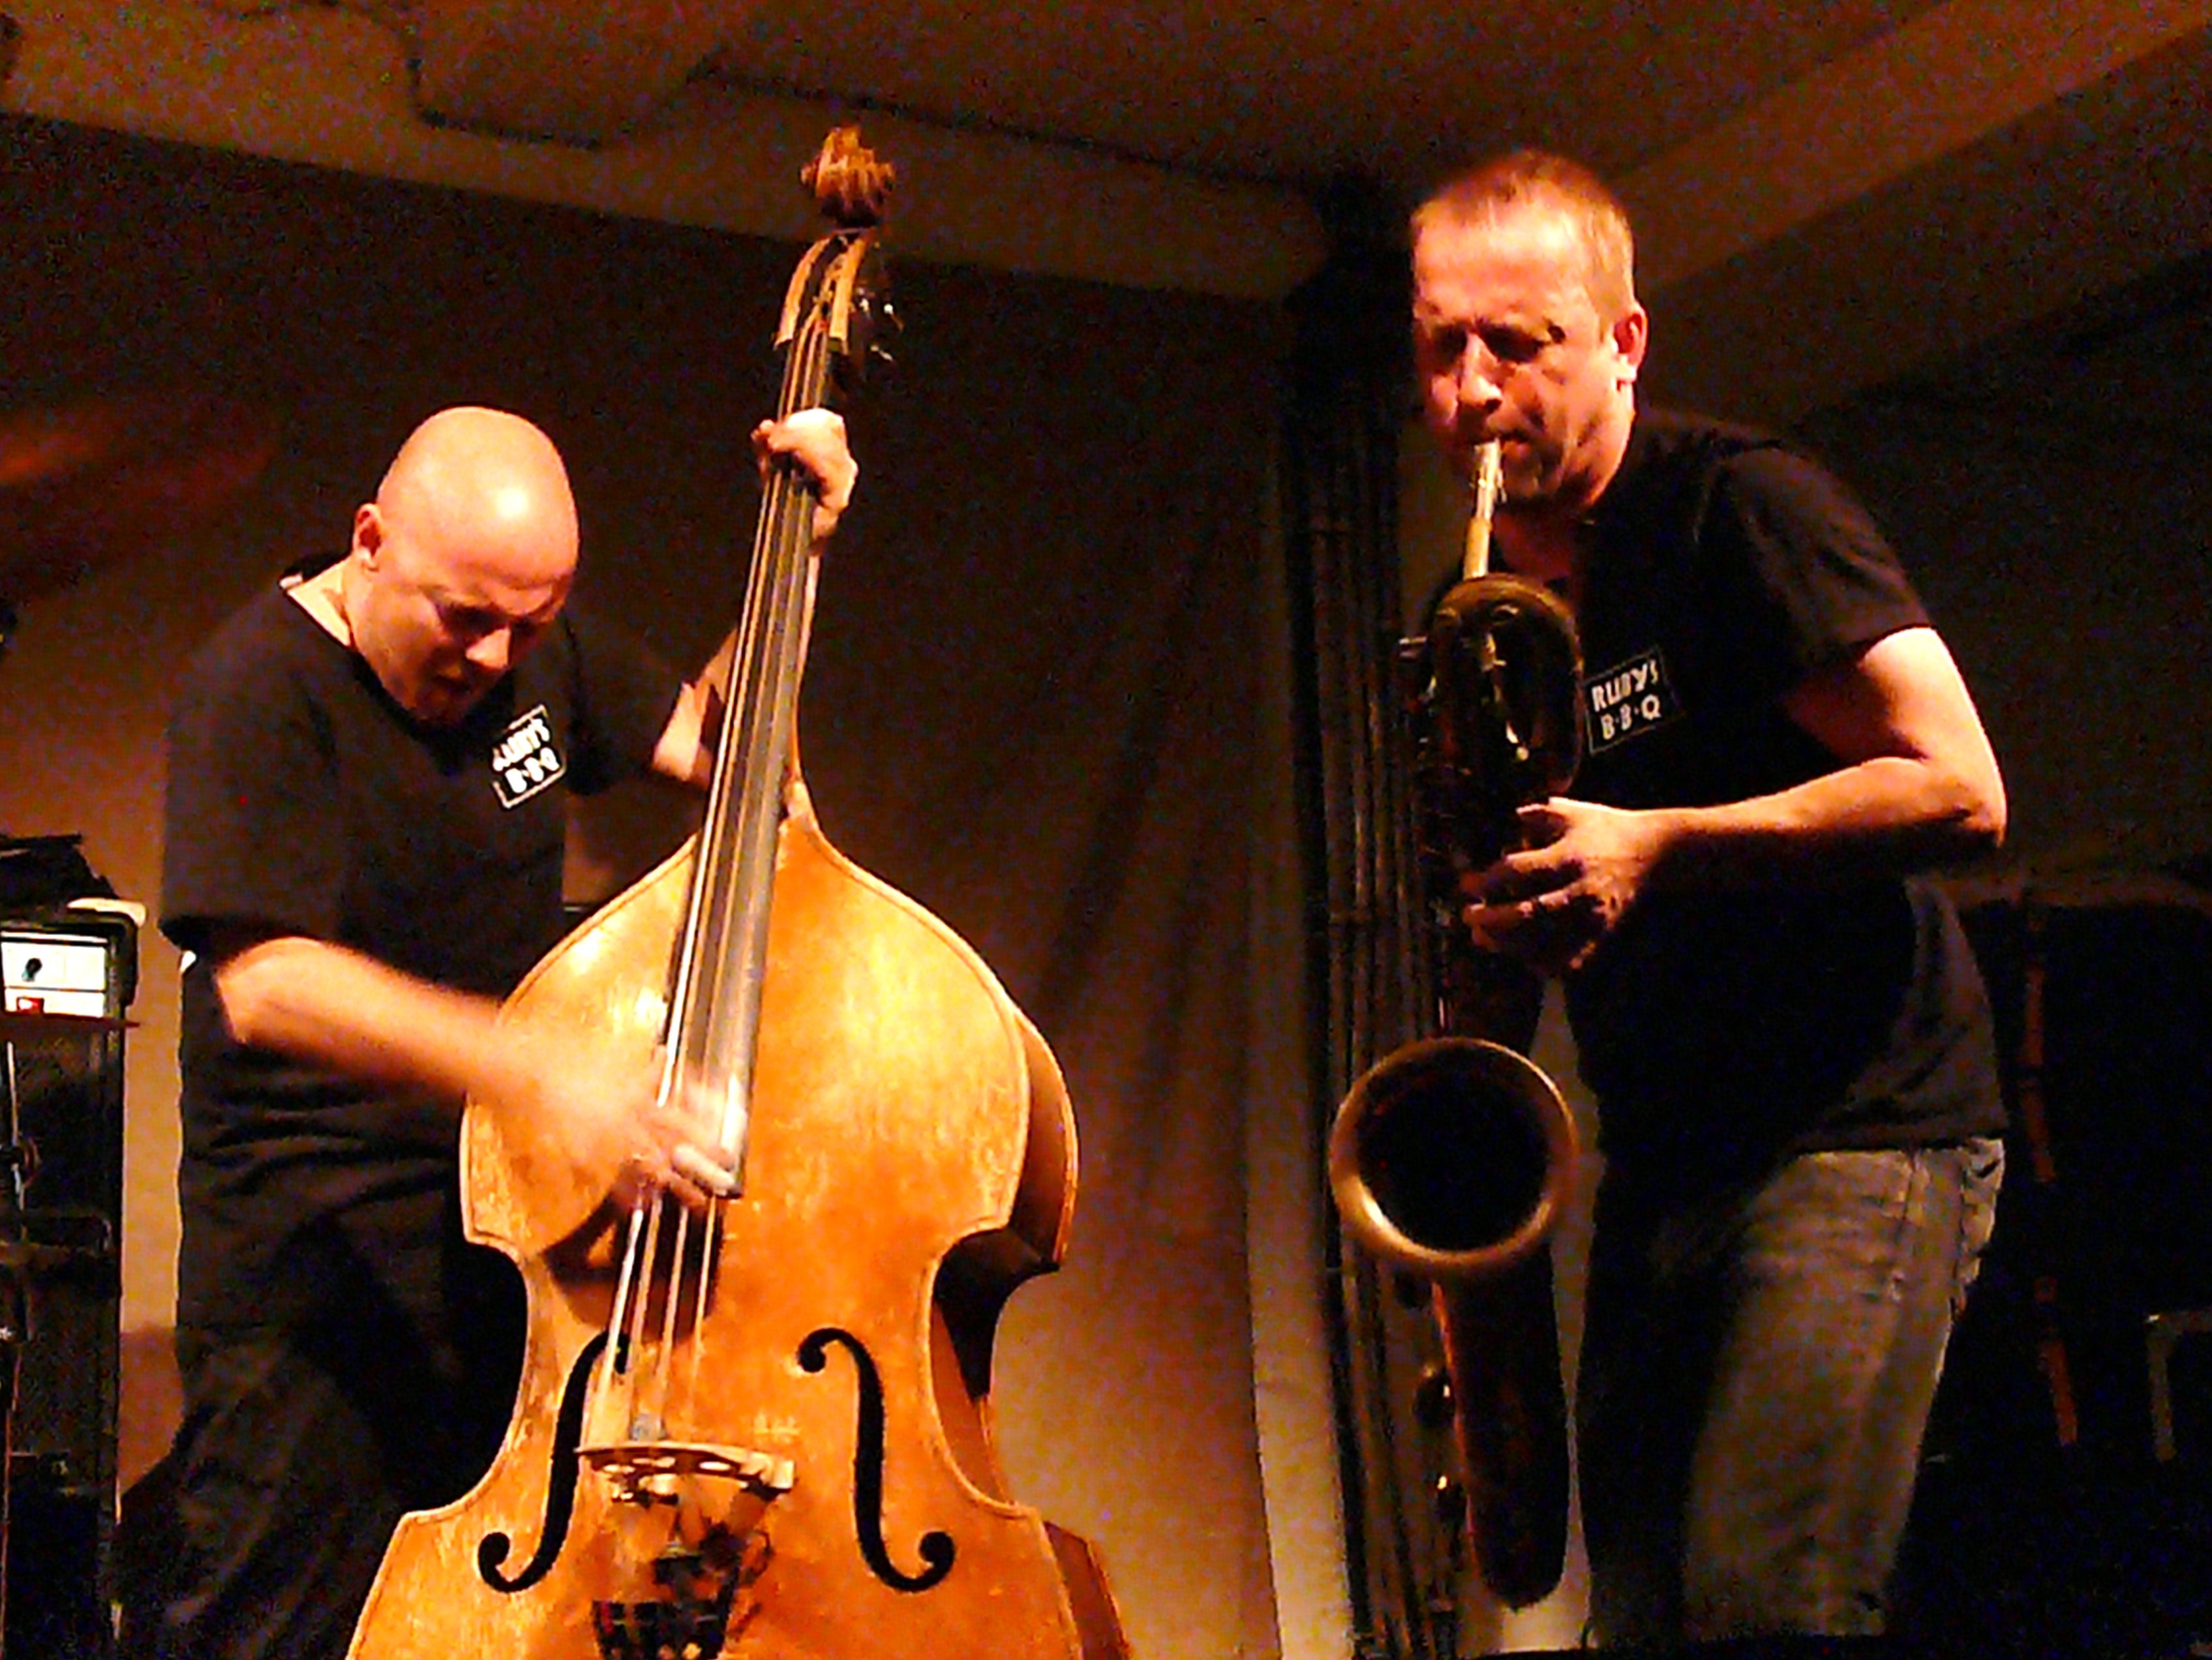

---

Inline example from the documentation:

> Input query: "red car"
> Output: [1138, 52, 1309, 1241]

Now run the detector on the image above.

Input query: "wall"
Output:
[1800, 387, 2212, 873]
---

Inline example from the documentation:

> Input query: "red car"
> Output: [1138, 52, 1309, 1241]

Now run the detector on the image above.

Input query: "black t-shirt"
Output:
[162, 579, 681, 1327]
[1557, 410, 2003, 1174]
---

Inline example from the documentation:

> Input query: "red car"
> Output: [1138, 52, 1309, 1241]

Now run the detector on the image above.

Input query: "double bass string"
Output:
[599, 270, 844, 1442]
[678, 276, 835, 1162]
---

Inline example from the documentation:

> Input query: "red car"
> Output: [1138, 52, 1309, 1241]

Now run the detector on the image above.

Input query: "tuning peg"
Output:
[868, 299, 901, 369]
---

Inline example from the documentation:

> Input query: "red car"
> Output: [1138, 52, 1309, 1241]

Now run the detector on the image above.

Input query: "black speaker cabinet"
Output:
[1896, 882, 2212, 1657]
[1951, 886, 2212, 1461]
[3, 905, 134, 1659]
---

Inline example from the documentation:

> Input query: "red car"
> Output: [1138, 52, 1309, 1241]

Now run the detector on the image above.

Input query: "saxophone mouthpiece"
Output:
[1463, 440, 1505, 581]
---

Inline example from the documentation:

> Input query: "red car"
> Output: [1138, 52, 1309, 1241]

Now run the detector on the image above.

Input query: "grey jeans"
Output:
[1577, 1136, 2005, 1647]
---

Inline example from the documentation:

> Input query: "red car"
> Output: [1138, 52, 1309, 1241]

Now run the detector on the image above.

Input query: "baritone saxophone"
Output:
[1327, 438, 1584, 1610]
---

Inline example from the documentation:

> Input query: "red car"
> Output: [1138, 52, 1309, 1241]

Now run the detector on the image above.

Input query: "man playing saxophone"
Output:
[1408, 150, 2008, 1647]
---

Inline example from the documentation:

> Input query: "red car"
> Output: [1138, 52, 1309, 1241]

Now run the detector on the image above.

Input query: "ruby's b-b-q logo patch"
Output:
[1584, 649, 1678, 751]
[490, 704, 566, 807]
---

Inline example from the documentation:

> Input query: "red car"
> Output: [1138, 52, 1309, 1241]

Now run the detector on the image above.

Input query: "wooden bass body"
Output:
[348, 794, 1127, 1660]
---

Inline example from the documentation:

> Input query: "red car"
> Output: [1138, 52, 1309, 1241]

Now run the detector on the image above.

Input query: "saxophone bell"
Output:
[1329, 1036, 1579, 1610]
[1331, 1038, 1575, 1282]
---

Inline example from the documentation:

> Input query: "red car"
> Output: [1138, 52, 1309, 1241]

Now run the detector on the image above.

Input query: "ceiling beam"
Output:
[1626, 0, 2212, 292]
[1625, 0, 2212, 422]
[395, 0, 726, 145]
[10, 0, 2207, 358]
[3, 0, 1326, 299]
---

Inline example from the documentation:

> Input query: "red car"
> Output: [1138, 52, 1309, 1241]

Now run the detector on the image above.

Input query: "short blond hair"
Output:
[1413, 150, 1637, 322]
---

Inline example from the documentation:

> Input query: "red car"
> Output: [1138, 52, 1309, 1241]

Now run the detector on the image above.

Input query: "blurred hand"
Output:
[525, 1034, 738, 1215]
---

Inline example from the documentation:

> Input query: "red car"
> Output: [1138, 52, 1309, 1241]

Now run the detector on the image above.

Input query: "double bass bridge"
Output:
[579, 1438, 796, 1506]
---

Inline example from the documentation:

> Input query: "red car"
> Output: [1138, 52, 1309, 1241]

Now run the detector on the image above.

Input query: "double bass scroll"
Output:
[348, 128, 1128, 1660]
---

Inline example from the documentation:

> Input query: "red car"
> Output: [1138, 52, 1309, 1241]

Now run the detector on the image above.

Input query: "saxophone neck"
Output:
[1462, 439, 1504, 581]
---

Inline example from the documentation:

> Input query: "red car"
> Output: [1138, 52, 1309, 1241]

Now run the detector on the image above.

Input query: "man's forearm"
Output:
[1642, 753, 2003, 891]
[1637, 626, 2007, 892]
[213, 934, 539, 1108]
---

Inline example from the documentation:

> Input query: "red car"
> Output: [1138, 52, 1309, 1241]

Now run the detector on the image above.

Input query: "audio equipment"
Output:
[1894, 883, 2212, 1657]
[3, 905, 135, 1659]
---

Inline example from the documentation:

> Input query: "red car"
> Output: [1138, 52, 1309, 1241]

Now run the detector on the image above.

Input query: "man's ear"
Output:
[352, 502, 384, 567]
[1613, 303, 1650, 383]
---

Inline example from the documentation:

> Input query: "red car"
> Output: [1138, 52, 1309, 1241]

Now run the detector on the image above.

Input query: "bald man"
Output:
[130, 406, 853, 1660]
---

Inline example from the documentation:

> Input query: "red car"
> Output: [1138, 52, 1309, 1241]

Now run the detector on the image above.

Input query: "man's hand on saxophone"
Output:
[1459, 795, 1669, 976]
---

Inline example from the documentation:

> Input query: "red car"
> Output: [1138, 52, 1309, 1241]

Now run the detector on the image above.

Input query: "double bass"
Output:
[349, 130, 1127, 1660]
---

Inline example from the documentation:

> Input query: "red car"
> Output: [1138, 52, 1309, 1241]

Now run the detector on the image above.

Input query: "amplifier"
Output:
[3, 902, 136, 1660]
